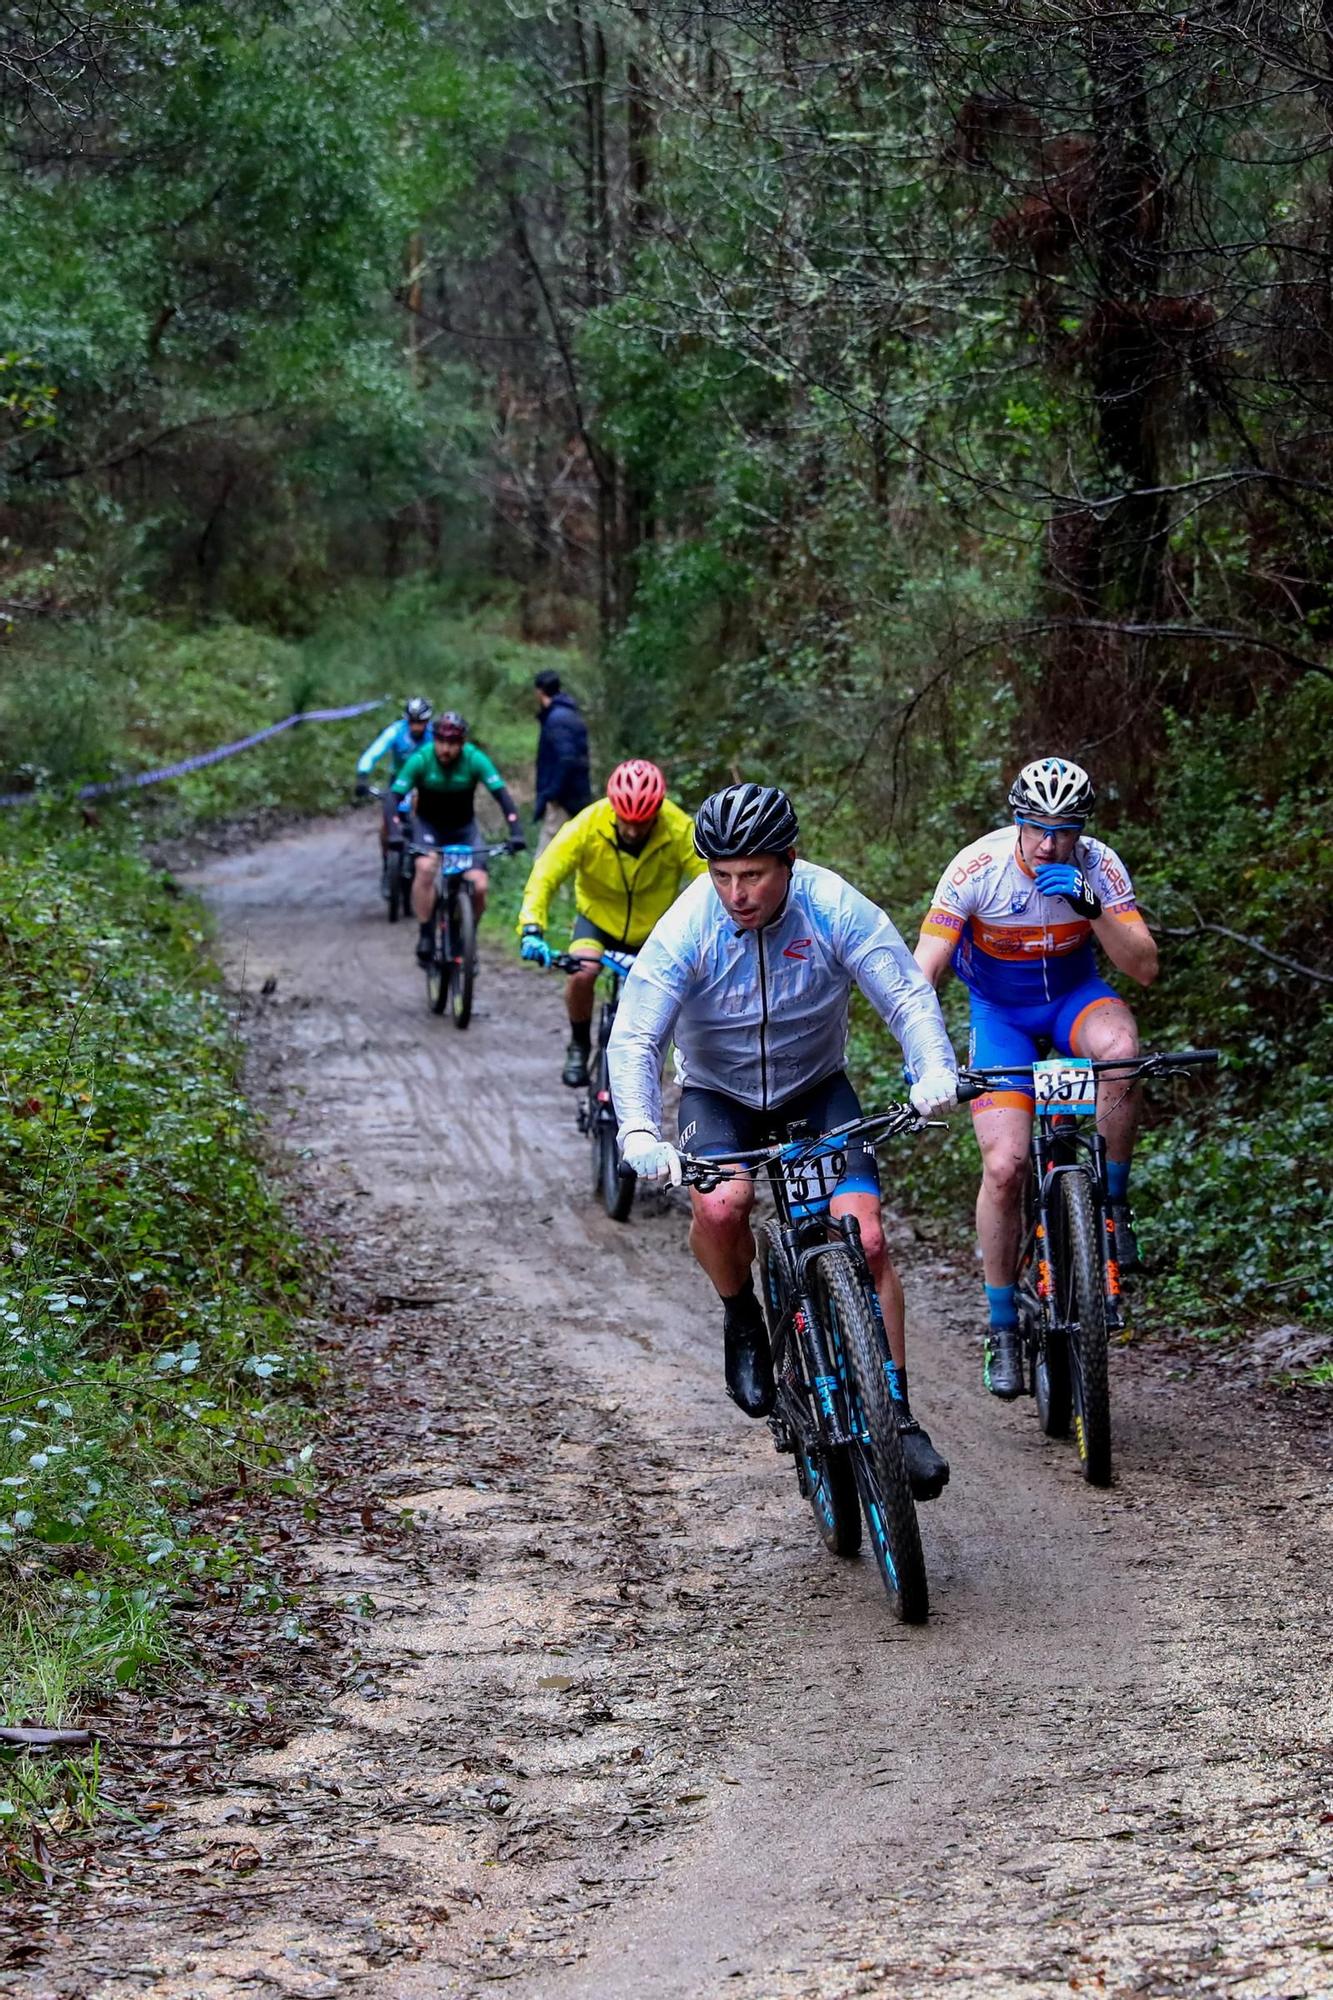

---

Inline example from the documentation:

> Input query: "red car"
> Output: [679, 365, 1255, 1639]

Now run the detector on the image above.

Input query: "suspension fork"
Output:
[785, 1232, 854, 1449]
[833, 1211, 907, 1409]
[1031, 1123, 1061, 1331]
[1083, 1124, 1124, 1327]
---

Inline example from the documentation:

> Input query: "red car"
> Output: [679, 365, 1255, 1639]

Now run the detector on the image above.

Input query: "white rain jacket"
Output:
[607, 860, 958, 1138]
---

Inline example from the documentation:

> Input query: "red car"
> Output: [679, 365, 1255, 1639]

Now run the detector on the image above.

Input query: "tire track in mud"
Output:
[23, 814, 1331, 2000]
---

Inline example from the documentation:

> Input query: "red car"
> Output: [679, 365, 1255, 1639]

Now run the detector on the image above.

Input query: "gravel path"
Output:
[17, 814, 1330, 2000]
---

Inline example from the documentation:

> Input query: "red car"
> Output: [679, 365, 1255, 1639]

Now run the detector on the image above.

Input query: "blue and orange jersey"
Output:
[921, 825, 1143, 1005]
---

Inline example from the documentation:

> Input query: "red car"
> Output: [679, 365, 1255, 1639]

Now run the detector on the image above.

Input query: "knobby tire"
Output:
[598, 1125, 635, 1221]
[449, 887, 476, 1030]
[759, 1224, 860, 1558]
[1022, 1167, 1071, 1438]
[387, 854, 405, 923]
[1062, 1172, 1112, 1485]
[426, 899, 449, 1015]
[589, 1007, 633, 1221]
[815, 1248, 927, 1622]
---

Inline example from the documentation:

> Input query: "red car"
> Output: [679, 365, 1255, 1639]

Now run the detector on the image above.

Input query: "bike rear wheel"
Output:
[588, 1009, 634, 1221]
[386, 851, 406, 923]
[815, 1248, 927, 1621]
[596, 1124, 635, 1220]
[1061, 1172, 1111, 1485]
[448, 886, 476, 1029]
[759, 1225, 860, 1558]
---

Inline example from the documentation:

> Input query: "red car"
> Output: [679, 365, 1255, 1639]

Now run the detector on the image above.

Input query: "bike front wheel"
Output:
[1020, 1166, 1071, 1437]
[759, 1225, 861, 1558]
[815, 1248, 927, 1622]
[448, 887, 476, 1029]
[426, 904, 449, 1015]
[1061, 1171, 1111, 1485]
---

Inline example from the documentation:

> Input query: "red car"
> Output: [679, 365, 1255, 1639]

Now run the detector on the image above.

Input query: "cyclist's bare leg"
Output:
[972, 1100, 1034, 1286]
[466, 867, 488, 920]
[566, 954, 600, 1030]
[1076, 1000, 1140, 1167]
[411, 852, 439, 924]
[829, 1190, 905, 1365]
[689, 1178, 756, 1297]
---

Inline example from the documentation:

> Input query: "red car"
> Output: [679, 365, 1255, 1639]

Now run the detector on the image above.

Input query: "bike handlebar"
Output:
[675, 1099, 946, 1189]
[407, 840, 512, 861]
[548, 948, 637, 977]
[960, 1048, 1219, 1086]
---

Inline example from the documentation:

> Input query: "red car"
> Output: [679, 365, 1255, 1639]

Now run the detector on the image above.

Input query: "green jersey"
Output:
[393, 741, 507, 831]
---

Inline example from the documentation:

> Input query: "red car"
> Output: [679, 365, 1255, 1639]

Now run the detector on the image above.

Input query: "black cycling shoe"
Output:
[898, 1417, 950, 1501]
[1110, 1201, 1143, 1276]
[983, 1325, 1024, 1400]
[562, 1039, 589, 1088]
[723, 1314, 775, 1418]
[415, 929, 434, 967]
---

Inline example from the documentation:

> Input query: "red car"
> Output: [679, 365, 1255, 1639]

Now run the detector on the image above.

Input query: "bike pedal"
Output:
[768, 1416, 794, 1455]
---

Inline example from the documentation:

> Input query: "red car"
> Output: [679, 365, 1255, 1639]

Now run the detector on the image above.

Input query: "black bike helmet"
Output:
[1007, 756, 1095, 822]
[404, 696, 433, 724]
[434, 710, 468, 739]
[693, 783, 799, 860]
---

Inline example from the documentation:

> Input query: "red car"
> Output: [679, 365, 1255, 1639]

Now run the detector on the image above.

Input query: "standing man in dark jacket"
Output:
[533, 671, 592, 854]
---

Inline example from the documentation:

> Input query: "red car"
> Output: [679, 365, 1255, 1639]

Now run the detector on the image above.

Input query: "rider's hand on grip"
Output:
[354, 778, 371, 798]
[620, 1128, 683, 1187]
[909, 1068, 959, 1119]
[519, 925, 552, 967]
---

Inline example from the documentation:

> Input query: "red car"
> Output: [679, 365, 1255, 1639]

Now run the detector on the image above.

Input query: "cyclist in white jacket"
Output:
[607, 783, 959, 1500]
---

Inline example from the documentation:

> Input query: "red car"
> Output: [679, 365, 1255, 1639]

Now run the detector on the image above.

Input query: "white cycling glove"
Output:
[909, 1068, 959, 1119]
[620, 1127, 683, 1187]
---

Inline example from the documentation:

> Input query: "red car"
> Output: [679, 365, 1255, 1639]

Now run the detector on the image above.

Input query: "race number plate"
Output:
[786, 1146, 846, 1209]
[1032, 1056, 1096, 1113]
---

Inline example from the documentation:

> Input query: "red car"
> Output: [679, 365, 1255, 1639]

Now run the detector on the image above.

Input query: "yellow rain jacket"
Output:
[518, 796, 707, 949]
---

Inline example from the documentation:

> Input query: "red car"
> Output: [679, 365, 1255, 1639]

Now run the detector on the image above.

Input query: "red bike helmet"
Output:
[607, 759, 666, 825]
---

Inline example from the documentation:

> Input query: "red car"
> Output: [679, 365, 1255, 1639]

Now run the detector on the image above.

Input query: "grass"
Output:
[0, 580, 589, 1869]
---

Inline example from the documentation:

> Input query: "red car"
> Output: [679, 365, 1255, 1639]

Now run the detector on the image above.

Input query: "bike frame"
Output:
[964, 1050, 1220, 1354]
[684, 1108, 921, 1455]
[1028, 1115, 1122, 1334]
[551, 948, 636, 1143]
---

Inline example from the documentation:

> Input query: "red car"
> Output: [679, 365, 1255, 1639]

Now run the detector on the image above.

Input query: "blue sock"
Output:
[985, 1283, 1018, 1329]
[1106, 1159, 1130, 1203]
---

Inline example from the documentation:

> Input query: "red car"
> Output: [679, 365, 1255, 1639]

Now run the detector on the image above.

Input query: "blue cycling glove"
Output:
[520, 925, 553, 968]
[1035, 862, 1102, 918]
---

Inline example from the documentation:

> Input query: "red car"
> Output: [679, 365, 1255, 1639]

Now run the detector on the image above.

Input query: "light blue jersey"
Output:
[356, 719, 428, 778]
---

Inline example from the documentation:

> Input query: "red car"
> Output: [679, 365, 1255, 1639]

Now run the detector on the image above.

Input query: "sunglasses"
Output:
[1016, 815, 1084, 838]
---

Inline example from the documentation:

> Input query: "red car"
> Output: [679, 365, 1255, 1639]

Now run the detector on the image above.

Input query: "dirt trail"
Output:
[24, 816, 1333, 2000]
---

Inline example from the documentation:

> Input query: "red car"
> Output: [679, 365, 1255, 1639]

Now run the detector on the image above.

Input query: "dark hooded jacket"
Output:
[534, 691, 592, 820]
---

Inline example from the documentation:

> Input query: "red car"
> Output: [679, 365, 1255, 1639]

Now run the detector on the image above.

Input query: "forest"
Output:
[1, 0, 1330, 1872]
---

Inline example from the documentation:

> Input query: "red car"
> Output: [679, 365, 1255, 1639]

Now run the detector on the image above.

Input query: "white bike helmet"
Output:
[1008, 757, 1095, 823]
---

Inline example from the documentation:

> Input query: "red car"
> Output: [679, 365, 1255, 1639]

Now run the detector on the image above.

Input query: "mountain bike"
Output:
[383, 827, 414, 922]
[678, 1095, 979, 1624]
[550, 947, 638, 1221]
[355, 785, 413, 922]
[961, 1048, 1218, 1486]
[418, 841, 509, 1029]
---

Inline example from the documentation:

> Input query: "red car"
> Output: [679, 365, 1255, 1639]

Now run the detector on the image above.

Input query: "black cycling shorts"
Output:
[676, 1070, 880, 1198]
[409, 815, 487, 874]
[569, 912, 637, 956]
